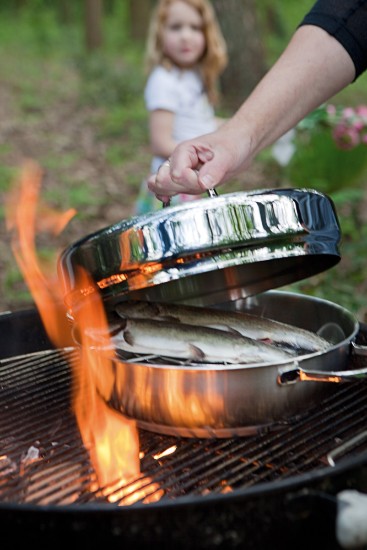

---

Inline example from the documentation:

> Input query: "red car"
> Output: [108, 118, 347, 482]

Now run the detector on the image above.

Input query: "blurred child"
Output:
[135, 0, 228, 214]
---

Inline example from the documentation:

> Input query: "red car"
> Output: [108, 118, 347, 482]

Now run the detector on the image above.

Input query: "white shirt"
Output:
[144, 65, 217, 173]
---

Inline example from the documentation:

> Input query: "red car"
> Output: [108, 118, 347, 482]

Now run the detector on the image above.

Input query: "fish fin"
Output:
[225, 326, 242, 336]
[109, 319, 127, 336]
[259, 337, 273, 345]
[114, 304, 129, 318]
[123, 328, 134, 346]
[188, 344, 205, 361]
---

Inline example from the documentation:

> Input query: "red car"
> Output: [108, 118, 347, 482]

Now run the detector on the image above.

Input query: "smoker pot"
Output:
[101, 290, 366, 438]
[58, 188, 362, 437]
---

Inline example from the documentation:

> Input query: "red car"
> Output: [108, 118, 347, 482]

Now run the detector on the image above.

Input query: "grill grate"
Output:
[1, 346, 367, 507]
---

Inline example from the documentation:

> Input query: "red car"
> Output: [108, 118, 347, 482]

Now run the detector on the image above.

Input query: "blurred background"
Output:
[0, 0, 366, 319]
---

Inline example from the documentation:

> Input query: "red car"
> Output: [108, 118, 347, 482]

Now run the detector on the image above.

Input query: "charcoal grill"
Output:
[1, 307, 367, 549]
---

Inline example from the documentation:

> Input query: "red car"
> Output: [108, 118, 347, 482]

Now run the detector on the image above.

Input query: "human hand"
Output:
[148, 124, 253, 203]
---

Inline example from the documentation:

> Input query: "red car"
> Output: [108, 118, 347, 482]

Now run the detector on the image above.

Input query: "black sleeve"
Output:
[299, 0, 367, 79]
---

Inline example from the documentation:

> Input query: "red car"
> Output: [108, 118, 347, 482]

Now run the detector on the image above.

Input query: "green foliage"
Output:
[0, 157, 17, 195]
[257, 0, 315, 63]
[99, 103, 146, 138]
[271, 106, 367, 318]
[3, 266, 33, 304]
[42, 153, 80, 171]
[285, 186, 367, 315]
[75, 52, 145, 107]
[286, 128, 367, 193]
[45, 180, 107, 210]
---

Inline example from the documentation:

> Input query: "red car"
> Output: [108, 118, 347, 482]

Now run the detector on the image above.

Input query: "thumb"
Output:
[197, 156, 228, 190]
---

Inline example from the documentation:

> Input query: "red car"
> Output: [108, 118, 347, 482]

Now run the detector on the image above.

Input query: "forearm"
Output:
[229, 25, 356, 157]
[149, 109, 177, 159]
[151, 137, 178, 159]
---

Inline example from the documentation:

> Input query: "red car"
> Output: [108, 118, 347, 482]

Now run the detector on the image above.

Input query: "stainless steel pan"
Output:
[104, 291, 367, 438]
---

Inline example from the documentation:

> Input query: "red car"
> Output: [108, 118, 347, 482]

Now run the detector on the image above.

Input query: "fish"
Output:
[115, 300, 330, 354]
[92, 317, 294, 365]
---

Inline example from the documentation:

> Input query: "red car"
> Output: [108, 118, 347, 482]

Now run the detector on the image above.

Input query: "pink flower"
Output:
[352, 118, 364, 131]
[332, 124, 360, 150]
[342, 107, 355, 119]
[356, 105, 367, 118]
[308, 103, 367, 149]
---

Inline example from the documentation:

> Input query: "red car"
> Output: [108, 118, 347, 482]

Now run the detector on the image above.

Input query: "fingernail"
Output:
[201, 174, 214, 189]
[199, 150, 214, 162]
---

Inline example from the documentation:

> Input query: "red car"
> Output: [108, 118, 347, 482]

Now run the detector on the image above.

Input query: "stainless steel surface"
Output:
[58, 189, 341, 313]
[105, 291, 361, 437]
[206, 188, 218, 198]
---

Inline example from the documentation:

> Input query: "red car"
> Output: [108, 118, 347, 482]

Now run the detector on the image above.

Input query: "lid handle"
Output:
[163, 188, 218, 208]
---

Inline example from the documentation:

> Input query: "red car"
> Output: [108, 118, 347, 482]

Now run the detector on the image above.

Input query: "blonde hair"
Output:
[145, 0, 228, 105]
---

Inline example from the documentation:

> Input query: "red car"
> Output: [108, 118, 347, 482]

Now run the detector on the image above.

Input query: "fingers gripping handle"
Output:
[158, 159, 218, 207]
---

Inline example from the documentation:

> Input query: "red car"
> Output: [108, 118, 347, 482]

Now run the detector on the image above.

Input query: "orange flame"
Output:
[5, 161, 161, 503]
[72, 270, 140, 488]
[5, 160, 75, 345]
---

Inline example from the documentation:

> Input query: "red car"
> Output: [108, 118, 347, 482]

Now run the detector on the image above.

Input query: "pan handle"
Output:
[278, 364, 367, 385]
[351, 341, 367, 357]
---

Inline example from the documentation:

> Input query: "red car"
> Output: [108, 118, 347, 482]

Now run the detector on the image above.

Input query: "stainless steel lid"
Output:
[57, 188, 341, 311]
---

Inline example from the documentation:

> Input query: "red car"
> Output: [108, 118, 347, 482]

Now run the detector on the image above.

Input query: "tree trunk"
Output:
[58, 0, 72, 25]
[128, 0, 155, 42]
[212, 0, 267, 111]
[85, 0, 103, 51]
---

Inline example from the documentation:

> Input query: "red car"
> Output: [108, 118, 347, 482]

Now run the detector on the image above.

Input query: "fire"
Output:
[5, 160, 75, 346]
[153, 446, 177, 460]
[71, 270, 140, 489]
[5, 161, 161, 504]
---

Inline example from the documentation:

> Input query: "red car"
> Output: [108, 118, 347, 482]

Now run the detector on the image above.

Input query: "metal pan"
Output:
[103, 291, 366, 438]
[58, 188, 341, 314]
